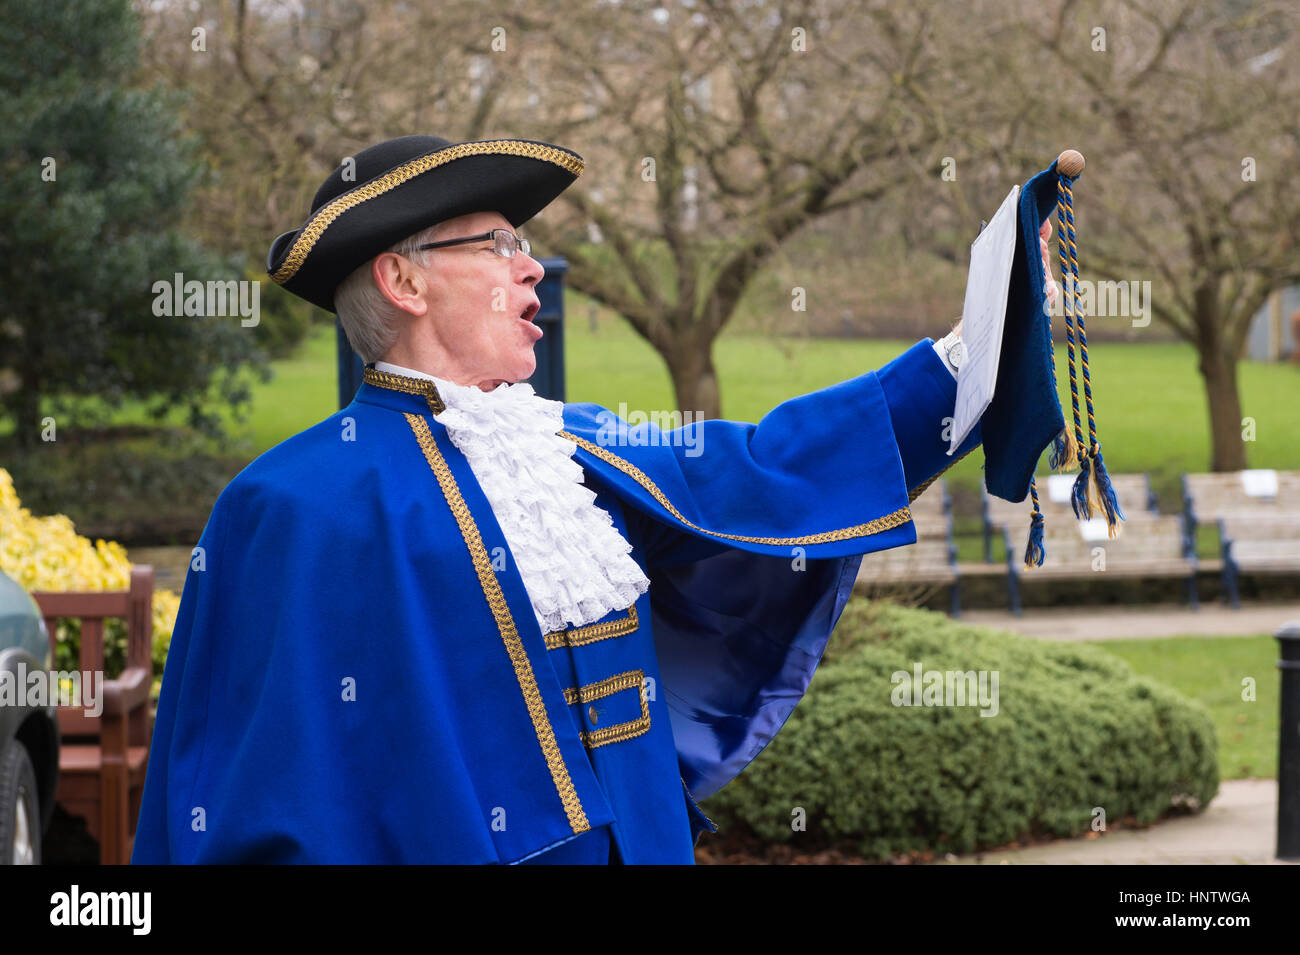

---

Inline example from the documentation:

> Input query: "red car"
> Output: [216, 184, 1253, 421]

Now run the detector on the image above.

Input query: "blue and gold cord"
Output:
[1058, 175, 1125, 536]
[1024, 479, 1046, 567]
[1024, 156, 1125, 567]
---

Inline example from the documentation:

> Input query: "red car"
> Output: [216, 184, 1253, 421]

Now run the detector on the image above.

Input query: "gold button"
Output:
[588, 705, 599, 724]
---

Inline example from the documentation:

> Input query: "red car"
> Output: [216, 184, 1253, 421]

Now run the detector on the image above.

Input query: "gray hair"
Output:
[333, 221, 446, 363]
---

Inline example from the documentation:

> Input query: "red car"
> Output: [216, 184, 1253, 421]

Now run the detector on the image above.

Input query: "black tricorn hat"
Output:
[267, 135, 584, 312]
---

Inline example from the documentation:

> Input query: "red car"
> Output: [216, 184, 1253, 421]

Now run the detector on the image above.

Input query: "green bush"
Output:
[700, 600, 1219, 860]
[3, 429, 244, 545]
[251, 267, 334, 360]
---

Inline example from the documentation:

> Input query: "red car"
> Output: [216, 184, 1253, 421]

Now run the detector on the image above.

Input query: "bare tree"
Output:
[141, 0, 1300, 464]
[141, 0, 1018, 418]
[137, 0, 500, 256]
[1044, 0, 1300, 471]
[493, 0, 1005, 418]
[876, 0, 1299, 472]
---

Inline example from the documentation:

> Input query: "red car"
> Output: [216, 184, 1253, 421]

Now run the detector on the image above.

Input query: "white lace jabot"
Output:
[374, 361, 651, 635]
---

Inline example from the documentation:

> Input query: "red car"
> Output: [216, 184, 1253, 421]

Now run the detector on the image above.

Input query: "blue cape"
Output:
[131, 339, 980, 863]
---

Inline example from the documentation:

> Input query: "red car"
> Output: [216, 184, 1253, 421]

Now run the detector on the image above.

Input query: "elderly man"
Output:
[132, 134, 1058, 865]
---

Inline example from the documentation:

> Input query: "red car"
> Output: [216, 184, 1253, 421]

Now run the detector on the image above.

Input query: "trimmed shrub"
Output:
[700, 599, 1219, 860]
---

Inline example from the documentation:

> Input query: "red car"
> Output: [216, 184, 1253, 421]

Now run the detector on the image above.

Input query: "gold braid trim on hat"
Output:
[271, 140, 584, 285]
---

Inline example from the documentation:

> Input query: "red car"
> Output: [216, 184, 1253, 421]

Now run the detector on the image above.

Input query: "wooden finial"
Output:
[1057, 149, 1085, 177]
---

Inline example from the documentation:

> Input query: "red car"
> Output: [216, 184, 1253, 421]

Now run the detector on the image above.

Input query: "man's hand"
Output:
[1040, 219, 1058, 306]
[950, 218, 1059, 339]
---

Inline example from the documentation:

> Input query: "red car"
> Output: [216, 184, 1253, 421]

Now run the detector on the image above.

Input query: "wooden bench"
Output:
[906, 476, 953, 541]
[1003, 514, 1197, 615]
[983, 473, 1158, 562]
[1219, 515, 1300, 608]
[855, 481, 963, 615]
[31, 566, 154, 866]
[1184, 470, 1300, 526]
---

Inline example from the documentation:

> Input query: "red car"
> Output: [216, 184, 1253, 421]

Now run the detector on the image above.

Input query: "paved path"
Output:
[942, 779, 1294, 864]
[960, 602, 1300, 641]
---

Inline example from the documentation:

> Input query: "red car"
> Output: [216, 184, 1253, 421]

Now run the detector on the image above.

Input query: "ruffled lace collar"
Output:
[373, 362, 650, 635]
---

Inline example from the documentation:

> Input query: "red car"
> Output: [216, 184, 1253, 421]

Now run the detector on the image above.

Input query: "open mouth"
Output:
[519, 301, 540, 322]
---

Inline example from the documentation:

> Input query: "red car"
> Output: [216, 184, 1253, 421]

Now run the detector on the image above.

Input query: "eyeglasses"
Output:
[415, 228, 531, 259]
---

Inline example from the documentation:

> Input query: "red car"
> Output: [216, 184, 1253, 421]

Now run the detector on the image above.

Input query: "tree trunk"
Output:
[663, 337, 722, 421]
[1197, 345, 1248, 472]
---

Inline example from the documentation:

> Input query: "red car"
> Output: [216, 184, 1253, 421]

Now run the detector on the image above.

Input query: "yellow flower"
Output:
[0, 468, 179, 661]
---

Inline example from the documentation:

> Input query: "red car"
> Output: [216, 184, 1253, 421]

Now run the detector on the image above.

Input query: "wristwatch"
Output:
[938, 330, 964, 375]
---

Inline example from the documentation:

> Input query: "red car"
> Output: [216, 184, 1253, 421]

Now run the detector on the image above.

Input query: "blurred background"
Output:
[3, 0, 1299, 865]
[2, 0, 1297, 548]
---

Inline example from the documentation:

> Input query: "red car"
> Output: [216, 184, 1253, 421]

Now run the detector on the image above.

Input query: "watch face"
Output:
[948, 341, 965, 368]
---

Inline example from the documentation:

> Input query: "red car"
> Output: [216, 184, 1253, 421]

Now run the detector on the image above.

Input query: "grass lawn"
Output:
[231, 324, 339, 453]
[8, 293, 1297, 560]
[18, 292, 1300, 484]
[563, 298, 1300, 564]
[1077, 634, 1278, 781]
[563, 300, 1300, 502]
[201, 295, 1300, 477]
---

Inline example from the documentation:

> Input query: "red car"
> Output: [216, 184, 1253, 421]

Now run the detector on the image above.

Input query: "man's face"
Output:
[382, 210, 545, 389]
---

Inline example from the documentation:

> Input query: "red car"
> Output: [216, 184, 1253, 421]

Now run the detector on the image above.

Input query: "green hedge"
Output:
[700, 600, 1219, 860]
[2, 431, 242, 545]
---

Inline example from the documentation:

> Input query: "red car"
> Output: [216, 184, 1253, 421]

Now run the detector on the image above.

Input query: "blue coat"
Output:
[130, 338, 979, 864]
